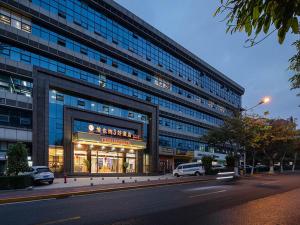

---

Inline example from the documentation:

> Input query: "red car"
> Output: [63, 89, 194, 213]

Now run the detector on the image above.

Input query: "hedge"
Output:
[0, 175, 33, 190]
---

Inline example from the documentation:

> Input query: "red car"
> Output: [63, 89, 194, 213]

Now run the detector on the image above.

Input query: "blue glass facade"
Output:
[49, 89, 149, 146]
[30, 0, 241, 108]
[0, 44, 225, 126]
[0, 0, 244, 172]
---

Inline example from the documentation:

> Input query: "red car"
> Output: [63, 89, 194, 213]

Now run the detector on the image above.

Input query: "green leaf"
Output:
[253, 6, 260, 21]
[256, 18, 264, 35]
[213, 7, 221, 17]
[274, 19, 281, 29]
[278, 27, 286, 44]
[263, 16, 271, 34]
[226, 26, 231, 33]
[291, 17, 299, 34]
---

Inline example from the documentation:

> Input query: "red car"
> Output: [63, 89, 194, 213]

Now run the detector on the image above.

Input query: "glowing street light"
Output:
[260, 96, 271, 104]
[243, 96, 271, 112]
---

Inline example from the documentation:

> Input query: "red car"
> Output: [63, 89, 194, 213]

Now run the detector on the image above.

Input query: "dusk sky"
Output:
[115, 0, 299, 125]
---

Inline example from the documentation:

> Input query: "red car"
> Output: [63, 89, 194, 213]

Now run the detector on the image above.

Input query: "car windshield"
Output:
[36, 168, 50, 173]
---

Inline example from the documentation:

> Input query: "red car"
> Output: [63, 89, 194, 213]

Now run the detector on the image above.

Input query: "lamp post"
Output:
[240, 96, 271, 174]
[242, 96, 271, 112]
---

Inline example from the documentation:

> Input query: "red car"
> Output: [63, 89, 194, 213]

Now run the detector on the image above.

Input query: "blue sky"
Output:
[115, 0, 299, 124]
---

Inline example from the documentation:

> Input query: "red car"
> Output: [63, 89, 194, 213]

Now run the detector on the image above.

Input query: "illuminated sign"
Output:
[88, 124, 141, 140]
[100, 137, 131, 146]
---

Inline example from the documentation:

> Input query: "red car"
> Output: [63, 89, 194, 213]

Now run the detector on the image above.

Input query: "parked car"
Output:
[173, 162, 205, 177]
[211, 165, 226, 172]
[239, 165, 253, 174]
[255, 164, 269, 172]
[21, 166, 54, 184]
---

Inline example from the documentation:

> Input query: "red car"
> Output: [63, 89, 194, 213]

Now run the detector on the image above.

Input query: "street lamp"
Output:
[242, 96, 271, 112]
[240, 96, 271, 173]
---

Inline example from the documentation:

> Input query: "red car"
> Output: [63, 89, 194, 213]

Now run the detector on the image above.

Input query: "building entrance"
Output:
[72, 132, 145, 174]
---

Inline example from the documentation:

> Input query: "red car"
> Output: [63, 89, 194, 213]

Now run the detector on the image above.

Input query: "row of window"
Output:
[0, 75, 32, 97]
[159, 117, 208, 136]
[0, 44, 224, 126]
[101, 77, 224, 126]
[30, 23, 231, 115]
[49, 89, 149, 123]
[29, 0, 242, 107]
[0, 108, 32, 129]
[159, 135, 207, 152]
[0, 7, 31, 33]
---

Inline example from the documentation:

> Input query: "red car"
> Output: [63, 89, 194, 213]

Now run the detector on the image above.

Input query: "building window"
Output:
[57, 66, 66, 74]
[0, 114, 9, 123]
[20, 117, 31, 126]
[112, 61, 118, 68]
[100, 57, 107, 63]
[57, 38, 66, 47]
[58, 10, 66, 19]
[0, 14, 10, 25]
[103, 106, 109, 113]
[20, 53, 31, 62]
[56, 94, 64, 102]
[77, 100, 85, 107]
[11, 19, 21, 29]
[132, 70, 138, 76]
[80, 47, 88, 55]
[128, 112, 134, 118]
[0, 8, 32, 33]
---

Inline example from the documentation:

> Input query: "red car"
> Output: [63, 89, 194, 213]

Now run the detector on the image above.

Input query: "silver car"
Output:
[173, 162, 205, 177]
[29, 166, 54, 184]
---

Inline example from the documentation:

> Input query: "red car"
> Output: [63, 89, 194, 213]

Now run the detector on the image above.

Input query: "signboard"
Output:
[73, 132, 146, 149]
[175, 150, 194, 156]
[88, 124, 141, 140]
[159, 147, 174, 156]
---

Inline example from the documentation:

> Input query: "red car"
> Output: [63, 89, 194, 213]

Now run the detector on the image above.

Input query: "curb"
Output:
[0, 177, 215, 205]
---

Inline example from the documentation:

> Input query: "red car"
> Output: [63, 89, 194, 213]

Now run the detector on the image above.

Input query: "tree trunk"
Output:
[280, 151, 287, 173]
[234, 148, 239, 176]
[251, 151, 255, 175]
[269, 159, 274, 174]
[243, 152, 246, 172]
[292, 152, 298, 172]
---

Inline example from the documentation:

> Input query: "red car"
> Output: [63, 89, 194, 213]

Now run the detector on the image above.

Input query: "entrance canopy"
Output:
[73, 132, 146, 150]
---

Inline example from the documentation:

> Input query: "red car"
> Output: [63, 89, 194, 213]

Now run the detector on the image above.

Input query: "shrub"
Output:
[0, 175, 32, 190]
[202, 155, 213, 175]
[7, 143, 29, 176]
[226, 154, 235, 168]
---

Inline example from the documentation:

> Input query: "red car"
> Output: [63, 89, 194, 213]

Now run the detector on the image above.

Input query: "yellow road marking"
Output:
[36, 216, 81, 225]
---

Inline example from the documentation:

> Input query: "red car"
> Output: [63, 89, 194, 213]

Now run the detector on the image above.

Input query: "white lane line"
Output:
[36, 216, 81, 225]
[0, 198, 56, 206]
[184, 185, 226, 192]
[189, 190, 227, 198]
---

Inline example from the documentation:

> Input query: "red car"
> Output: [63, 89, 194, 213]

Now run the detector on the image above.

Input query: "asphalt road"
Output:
[1, 174, 300, 225]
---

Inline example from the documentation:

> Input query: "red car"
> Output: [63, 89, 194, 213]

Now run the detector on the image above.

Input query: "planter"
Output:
[0, 175, 33, 190]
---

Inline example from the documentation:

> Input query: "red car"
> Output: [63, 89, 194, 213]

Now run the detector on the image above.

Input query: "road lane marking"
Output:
[189, 190, 227, 198]
[184, 185, 226, 192]
[36, 216, 80, 225]
[0, 198, 56, 206]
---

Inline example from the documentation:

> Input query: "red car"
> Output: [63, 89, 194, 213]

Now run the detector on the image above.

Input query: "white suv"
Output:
[173, 162, 205, 177]
[29, 166, 54, 184]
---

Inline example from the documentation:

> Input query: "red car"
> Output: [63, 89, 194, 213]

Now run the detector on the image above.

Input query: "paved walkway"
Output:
[34, 174, 175, 190]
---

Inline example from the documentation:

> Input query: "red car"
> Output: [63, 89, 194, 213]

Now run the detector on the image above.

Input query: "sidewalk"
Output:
[34, 174, 175, 190]
[0, 175, 215, 204]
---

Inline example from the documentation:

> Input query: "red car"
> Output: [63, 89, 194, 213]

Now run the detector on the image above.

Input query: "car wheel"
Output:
[195, 171, 201, 176]
[48, 180, 53, 184]
[174, 173, 180, 177]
